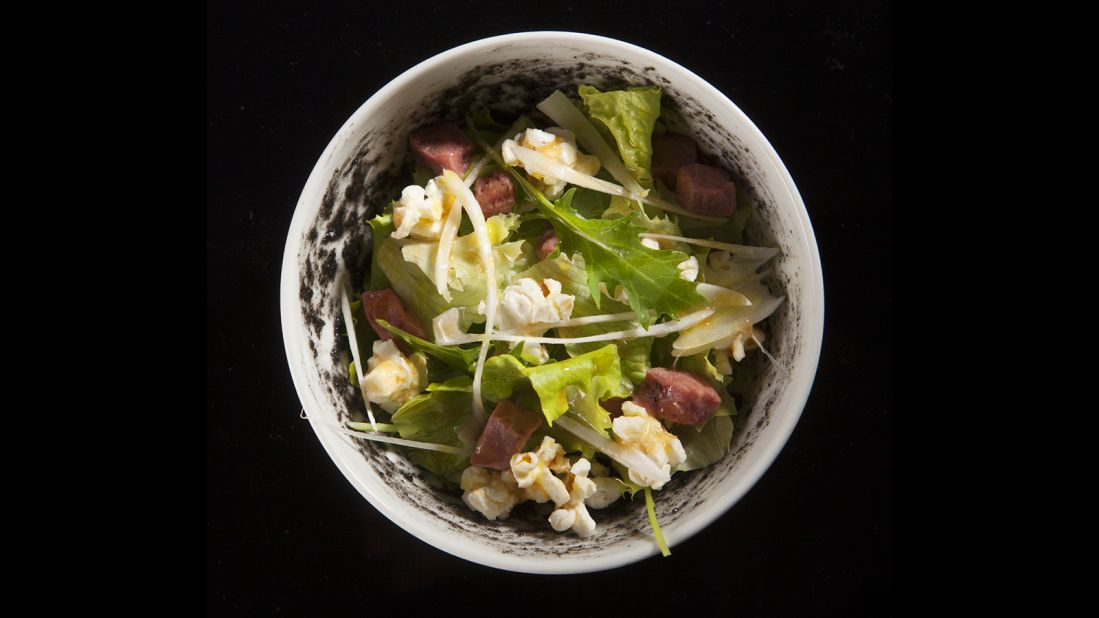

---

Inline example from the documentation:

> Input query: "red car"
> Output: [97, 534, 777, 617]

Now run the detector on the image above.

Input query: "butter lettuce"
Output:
[399, 212, 527, 293]
[578, 85, 662, 188]
[390, 387, 472, 483]
[377, 212, 531, 330]
[376, 239, 462, 329]
[672, 415, 734, 472]
[481, 344, 630, 435]
[367, 213, 395, 290]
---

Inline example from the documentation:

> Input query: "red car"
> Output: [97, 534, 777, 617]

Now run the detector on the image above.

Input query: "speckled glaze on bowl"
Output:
[281, 31, 823, 574]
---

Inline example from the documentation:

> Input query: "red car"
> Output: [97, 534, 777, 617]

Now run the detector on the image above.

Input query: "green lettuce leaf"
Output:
[519, 187, 705, 326]
[345, 297, 376, 386]
[578, 85, 662, 188]
[515, 252, 651, 387]
[570, 187, 611, 219]
[481, 344, 630, 435]
[427, 375, 473, 392]
[561, 311, 652, 388]
[389, 387, 472, 483]
[467, 119, 705, 326]
[367, 213, 394, 290]
[644, 486, 672, 557]
[375, 214, 531, 331]
[410, 450, 469, 483]
[376, 319, 479, 375]
[376, 239, 452, 329]
[672, 415, 734, 471]
[602, 191, 683, 242]
[394, 212, 532, 328]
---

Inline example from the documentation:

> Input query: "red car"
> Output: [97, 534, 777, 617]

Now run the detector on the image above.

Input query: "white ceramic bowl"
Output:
[281, 31, 823, 574]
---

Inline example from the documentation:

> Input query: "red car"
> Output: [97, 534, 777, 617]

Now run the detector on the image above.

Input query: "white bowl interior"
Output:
[281, 32, 823, 574]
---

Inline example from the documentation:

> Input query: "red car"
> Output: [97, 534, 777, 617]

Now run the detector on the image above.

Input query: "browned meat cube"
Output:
[675, 163, 737, 217]
[536, 224, 559, 261]
[360, 289, 428, 354]
[471, 400, 545, 471]
[408, 121, 474, 175]
[632, 367, 722, 425]
[473, 169, 516, 216]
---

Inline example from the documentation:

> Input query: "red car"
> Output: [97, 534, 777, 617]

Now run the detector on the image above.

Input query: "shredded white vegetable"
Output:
[442, 308, 715, 346]
[536, 90, 648, 196]
[507, 144, 724, 222]
[508, 144, 627, 196]
[334, 425, 473, 455]
[554, 416, 670, 488]
[639, 233, 780, 261]
[695, 282, 753, 308]
[745, 294, 785, 325]
[341, 285, 378, 432]
[433, 197, 462, 300]
[537, 310, 639, 329]
[436, 131, 516, 301]
[439, 170, 497, 430]
[751, 332, 788, 377]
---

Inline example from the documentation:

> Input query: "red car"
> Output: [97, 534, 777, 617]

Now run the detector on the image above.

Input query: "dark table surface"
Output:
[207, 1, 892, 614]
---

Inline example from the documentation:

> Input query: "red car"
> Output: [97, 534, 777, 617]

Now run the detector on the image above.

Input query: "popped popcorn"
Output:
[612, 401, 687, 489]
[392, 178, 451, 241]
[360, 340, 427, 413]
[549, 458, 599, 537]
[510, 436, 571, 505]
[460, 466, 525, 521]
[492, 277, 575, 364]
[677, 256, 699, 281]
[502, 128, 601, 198]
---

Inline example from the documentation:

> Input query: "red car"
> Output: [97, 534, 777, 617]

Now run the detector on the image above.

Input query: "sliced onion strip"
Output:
[341, 285, 378, 432]
[433, 196, 463, 300]
[439, 170, 497, 428]
[555, 416, 670, 488]
[442, 308, 715, 346]
[640, 233, 780, 261]
[536, 90, 647, 196]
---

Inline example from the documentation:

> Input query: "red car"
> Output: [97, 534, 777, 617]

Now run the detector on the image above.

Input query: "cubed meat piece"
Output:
[632, 367, 722, 425]
[651, 132, 698, 190]
[537, 224, 559, 260]
[473, 169, 516, 216]
[408, 121, 474, 175]
[471, 400, 545, 470]
[360, 289, 428, 354]
[600, 397, 626, 419]
[675, 163, 737, 217]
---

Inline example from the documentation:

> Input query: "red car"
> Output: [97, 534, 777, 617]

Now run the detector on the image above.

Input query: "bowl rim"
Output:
[280, 30, 824, 574]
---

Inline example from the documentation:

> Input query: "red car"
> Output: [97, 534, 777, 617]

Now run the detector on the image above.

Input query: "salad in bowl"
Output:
[336, 85, 784, 553]
[283, 31, 822, 573]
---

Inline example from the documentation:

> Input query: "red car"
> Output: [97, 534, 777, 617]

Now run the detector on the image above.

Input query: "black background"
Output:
[207, 0, 892, 614]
